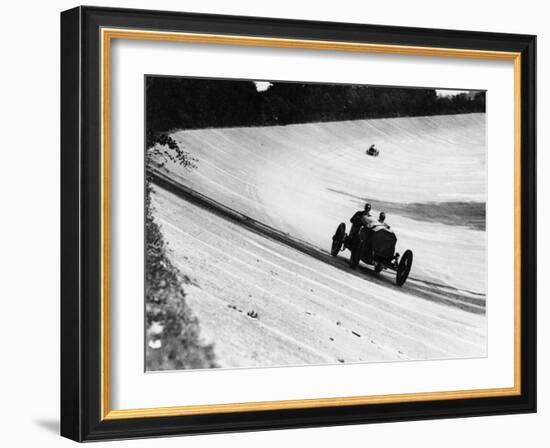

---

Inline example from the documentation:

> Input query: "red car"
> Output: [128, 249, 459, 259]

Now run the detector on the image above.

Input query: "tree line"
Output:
[146, 77, 485, 135]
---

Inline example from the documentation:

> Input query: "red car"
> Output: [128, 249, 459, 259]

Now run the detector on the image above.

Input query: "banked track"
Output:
[151, 174, 486, 369]
[151, 113, 487, 368]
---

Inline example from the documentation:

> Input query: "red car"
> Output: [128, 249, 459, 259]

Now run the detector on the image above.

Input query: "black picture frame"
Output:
[61, 5, 536, 442]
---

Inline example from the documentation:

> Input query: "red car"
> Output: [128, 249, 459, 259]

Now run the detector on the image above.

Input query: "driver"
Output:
[348, 203, 372, 243]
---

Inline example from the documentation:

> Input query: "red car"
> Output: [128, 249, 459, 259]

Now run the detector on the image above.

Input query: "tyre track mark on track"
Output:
[162, 224, 417, 361]
[156, 189, 484, 360]
[159, 216, 437, 359]
[152, 169, 485, 312]
[183, 285, 330, 367]
[161, 212, 483, 353]
[158, 215, 478, 357]
[159, 190, 486, 340]
[187, 285, 338, 366]
[180, 270, 395, 365]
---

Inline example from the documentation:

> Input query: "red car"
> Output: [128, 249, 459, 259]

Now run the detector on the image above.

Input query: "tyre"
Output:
[331, 223, 346, 256]
[349, 237, 363, 269]
[396, 249, 413, 286]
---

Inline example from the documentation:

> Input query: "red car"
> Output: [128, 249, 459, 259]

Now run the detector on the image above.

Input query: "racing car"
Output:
[330, 221, 413, 286]
[365, 144, 380, 157]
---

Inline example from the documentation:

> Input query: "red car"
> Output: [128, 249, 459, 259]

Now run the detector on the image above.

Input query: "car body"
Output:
[365, 146, 379, 156]
[331, 221, 413, 286]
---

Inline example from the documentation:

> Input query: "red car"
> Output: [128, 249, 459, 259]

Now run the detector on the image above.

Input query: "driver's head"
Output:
[379, 212, 386, 222]
[364, 203, 372, 212]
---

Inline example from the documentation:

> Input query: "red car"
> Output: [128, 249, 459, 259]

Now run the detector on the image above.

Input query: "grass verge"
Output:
[145, 179, 217, 371]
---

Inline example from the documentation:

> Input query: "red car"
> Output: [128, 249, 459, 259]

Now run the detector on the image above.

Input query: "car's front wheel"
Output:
[396, 250, 413, 286]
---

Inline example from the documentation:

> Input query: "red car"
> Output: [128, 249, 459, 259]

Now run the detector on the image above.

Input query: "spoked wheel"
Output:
[396, 249, 413, 286]
[331, 223, 346, 256]
[349, 237, 363, 269]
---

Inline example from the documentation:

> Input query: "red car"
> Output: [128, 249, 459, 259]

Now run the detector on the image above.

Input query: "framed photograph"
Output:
[60, 6, 536, 441]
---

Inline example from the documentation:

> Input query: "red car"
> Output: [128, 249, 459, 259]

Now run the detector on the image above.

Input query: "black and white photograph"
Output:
[0, 0, 542, 444]
[144, 76, 487, 371]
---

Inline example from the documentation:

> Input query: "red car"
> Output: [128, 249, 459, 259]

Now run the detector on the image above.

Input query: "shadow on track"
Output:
[151, 169, 485, 316]
[329, 254, 485, 315]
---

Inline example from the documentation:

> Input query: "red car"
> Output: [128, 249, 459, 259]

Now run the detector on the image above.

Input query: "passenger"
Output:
[359, 212, 389, 260]
[372, 212, 391, 230]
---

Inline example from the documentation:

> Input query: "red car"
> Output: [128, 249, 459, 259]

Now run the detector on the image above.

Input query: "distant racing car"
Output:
[330, 221, 413, 286]
[365, 144, 380, 157]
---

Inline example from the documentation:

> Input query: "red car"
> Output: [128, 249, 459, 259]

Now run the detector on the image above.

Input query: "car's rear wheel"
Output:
[396, 249, 413, 286]
[331, 223, 346, 256]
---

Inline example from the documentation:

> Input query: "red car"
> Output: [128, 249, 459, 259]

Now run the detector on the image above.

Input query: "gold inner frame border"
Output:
[99, 27, 522, 421]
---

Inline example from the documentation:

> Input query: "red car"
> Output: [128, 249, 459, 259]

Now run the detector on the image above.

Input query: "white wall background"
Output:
[0, 0, 546, 446]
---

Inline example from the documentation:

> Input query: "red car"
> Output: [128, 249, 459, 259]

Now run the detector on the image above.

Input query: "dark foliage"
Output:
[145, 134, 215, 370]
[145, 178, 217, 370]
[146, 77, 485, 132]
[146, 133, 196, 171]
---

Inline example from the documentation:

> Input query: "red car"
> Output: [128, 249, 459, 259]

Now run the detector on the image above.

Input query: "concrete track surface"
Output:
[151, 113, 487, 368]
